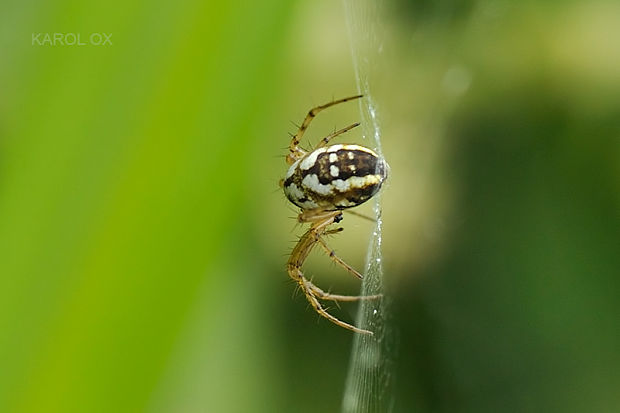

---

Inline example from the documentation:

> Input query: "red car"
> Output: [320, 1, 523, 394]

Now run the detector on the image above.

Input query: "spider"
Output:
[283, 94, 388, 335]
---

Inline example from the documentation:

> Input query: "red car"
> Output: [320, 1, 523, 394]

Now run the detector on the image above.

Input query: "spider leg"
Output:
[305, 278, 382, 302]
[301, 278, 373, 335]
[315, 232, 364, 280]
[288, 212, 339, 270]
[287, 208, 378, 334]
[344, 209, 377, 223]
[287, 262, 374, 334]
[323, 228, 344, 235]
[298, 209, 342, 224]
[287, 94, 363, 165]
[314, 122, 360, 150]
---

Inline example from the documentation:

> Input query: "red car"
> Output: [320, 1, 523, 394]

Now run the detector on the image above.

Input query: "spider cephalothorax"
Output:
[283, 95, 387, 335]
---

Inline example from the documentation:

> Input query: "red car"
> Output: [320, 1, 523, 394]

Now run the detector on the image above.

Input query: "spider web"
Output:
[342, 0, 395, 412]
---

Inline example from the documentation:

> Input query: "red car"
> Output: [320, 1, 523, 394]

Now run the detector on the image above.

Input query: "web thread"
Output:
[341, 0, 395, 412]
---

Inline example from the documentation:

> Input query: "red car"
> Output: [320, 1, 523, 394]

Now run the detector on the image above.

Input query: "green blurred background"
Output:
[1, 0, 619, 412]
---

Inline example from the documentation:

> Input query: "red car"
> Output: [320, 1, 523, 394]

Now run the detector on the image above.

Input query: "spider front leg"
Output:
[287, 94, 363, 164]
[314, 122, 360, 150]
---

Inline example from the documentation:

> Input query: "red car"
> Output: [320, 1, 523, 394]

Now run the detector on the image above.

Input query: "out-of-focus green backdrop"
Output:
[1, 0, 619, 412]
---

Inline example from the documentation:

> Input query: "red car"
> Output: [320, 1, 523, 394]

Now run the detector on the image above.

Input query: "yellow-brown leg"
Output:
[305, 278, 382, 302]
[286, 208, 378, 334]
[297, 209, 342, 225]
[344, 209, 377, 223]
[315, 232, 363, 280]
[314, 122, 360, 150]
[287, 95, 363, 164]
[301, 278, 373, 335]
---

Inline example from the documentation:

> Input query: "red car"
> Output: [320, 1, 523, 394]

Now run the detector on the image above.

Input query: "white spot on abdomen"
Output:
[300, 148, 327, 170]
[285, 160, 300, 179]
[302, 174, 334, 195]
[284, 182, 305, 201]
[332, 175, 381, 192]
[330, 165, 339, 177]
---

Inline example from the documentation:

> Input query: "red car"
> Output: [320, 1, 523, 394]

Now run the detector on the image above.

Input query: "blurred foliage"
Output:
[0, 1, 296, 412]
[394, 81, 620, 412]
[1, 0, 619, 412]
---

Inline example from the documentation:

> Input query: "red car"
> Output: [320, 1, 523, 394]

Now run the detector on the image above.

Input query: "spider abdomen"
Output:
[283, 144, 387, 211]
